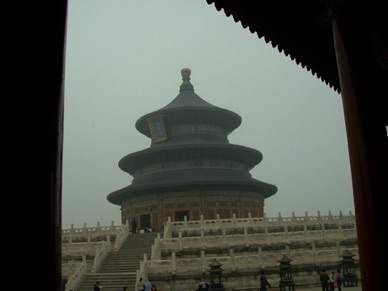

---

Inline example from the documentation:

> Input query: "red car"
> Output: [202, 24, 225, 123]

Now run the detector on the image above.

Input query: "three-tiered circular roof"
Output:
[107, 68, 277, 206]
[135, 68, 242, 137]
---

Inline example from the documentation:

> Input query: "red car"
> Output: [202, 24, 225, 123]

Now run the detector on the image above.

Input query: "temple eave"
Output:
[107, 181, 277, 206]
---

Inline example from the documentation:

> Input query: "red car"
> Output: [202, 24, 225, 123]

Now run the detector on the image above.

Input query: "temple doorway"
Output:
[140, 214, 151, 231]
[175, 210, 189, 221]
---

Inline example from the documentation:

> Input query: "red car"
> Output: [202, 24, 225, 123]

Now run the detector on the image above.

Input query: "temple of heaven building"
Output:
[107, 68, 277, 231]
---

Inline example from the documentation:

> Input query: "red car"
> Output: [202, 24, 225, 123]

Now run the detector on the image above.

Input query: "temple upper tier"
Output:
[107, 68, 277, 231]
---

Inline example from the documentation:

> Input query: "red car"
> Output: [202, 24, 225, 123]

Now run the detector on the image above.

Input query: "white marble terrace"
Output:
[62, 211, 359, 291]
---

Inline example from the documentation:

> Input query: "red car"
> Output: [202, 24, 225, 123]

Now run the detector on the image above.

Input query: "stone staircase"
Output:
[74, 232, 157, 291]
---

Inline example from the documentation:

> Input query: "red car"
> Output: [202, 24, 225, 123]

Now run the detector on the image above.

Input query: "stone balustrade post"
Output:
[243, 227, 248, 246]
[201, 229, 205, 248]
[141, 253, 148, 278]
[336, 241, 341, 256]
[285, 223, 289, 240]
[96, 221, 101, 232]
[87, 235, 91, 249]
[178, 231, 182, 250]
[172, 252, 176, 275]
[258, 246, 263, 265]
[83, 223, 87, 234]
[312, 243, 317, 264]
[222, 229, 226, 245]
[201, 250, 206, 273]
[230, 249, 235, 271]
[184, 215, 188, 229]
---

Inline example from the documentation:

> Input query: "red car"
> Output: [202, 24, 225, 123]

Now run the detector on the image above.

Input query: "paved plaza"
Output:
[298, 286, 361, 291]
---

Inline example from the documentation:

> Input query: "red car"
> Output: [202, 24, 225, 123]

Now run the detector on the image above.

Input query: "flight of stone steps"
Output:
[74, 232, 157, 291]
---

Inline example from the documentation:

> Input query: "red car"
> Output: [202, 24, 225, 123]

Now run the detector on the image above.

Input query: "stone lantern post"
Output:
[208, 258, 225, 291]
[339, 250, 358, 286]
[278, 255, 295, 291]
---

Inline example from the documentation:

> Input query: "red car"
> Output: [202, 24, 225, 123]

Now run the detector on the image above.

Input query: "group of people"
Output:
[93, 278, 157, 291]
[131, 217, 153, 234]
[259, 269, 343, 291]
[192, 272, 271, 291]
[319, 269, 343, 291]
[94, 269, 341, 291]
[259, 271, 271, 291]
[195, 281, 210, 291]
[137, 277, 157, 291]
[94, 281, 102, 291]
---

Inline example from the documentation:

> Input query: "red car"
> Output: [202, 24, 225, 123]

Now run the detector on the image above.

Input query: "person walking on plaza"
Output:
[93, 281, 102, 291]
[136, 277, 144, 291]
[329, 271, 335, 291]
[259, 271, 271, 291]
[319, 270, 330, 291]
[335, 269, 343, 291]
[131, 217, 137, 234]
[143, 278, 151, 291]
[196, 281, 210, 291]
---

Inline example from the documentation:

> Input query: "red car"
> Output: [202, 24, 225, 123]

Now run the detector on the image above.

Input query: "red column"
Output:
[332, 4, 388, 290]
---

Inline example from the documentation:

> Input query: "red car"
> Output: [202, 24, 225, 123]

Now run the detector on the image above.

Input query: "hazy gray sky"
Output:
[62, 0, 354, 229]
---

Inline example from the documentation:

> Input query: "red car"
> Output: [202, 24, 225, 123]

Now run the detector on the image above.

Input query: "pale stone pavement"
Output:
[297, 286, 361, 291]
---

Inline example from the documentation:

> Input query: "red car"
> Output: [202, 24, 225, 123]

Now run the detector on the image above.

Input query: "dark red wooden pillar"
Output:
[332, 3, 388, 290]
[47, 1, 67, 290]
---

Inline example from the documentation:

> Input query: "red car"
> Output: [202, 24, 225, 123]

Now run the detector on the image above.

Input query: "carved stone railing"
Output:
[113, 219, 130, 251]
[65, 255, 87, 291]
[62, 241, 108, 257]
[62, 222, 125, 291]
[150, 233, 162, 260]
[142, 211, 358, 289]
[91, 239, 112, 272]
[156, 228, 356, 255]
[169, 211, 355, 234]
[154, 212, 356, 259]
[62, 220, 123, 242]
[145, 244, 359, 277]
[62, 211, 358, 291]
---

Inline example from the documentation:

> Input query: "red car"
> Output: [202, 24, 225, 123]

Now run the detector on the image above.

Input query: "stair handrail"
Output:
[114, 220, 130, 251]
[65, 255, 87, 291]
[91, 240, 111, 272]
[163, 218, 172, 238]
[136, 253, 148, 290]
